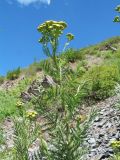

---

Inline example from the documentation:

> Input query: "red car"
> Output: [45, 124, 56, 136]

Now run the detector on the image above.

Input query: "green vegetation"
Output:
[83, 65, 120, 100]
[0, 78, 32, 120]
[110, 140, 120, 160]
[61, 48, 85, 63]
[7, 67, 21, 80]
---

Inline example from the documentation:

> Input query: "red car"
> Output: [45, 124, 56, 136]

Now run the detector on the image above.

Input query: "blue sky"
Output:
[0, 0, 120, 75]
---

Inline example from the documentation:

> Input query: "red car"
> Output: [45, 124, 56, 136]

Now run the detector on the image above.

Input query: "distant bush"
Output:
[62, 48, 84, 63]
[83, 65, 120, 100]
[0, 76, 4, 85]
[7, 67, 21, 80]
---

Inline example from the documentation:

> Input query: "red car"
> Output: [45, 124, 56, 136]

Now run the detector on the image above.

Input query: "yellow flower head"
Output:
[16, 101, 23, 108]
[37, 20, 68, 43]
[66, 33, 74, 41]
[59, 21, 67, 28]
[26, 110, 38, 120]
[76, 115, 86, 122]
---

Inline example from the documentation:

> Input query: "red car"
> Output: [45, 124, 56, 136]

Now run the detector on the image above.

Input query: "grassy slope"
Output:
[0, 36, 120, 159]
[1, 36, 120, 120]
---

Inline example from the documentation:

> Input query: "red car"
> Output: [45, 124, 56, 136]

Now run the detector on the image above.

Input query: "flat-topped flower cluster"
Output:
[37, 20, 67, 43]
[37, 20, 74, 44]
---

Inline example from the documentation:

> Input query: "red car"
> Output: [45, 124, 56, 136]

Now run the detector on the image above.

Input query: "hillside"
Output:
[0, 36, 120, 160]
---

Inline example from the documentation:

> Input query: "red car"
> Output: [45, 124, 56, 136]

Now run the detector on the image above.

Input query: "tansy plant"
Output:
[37, 20, 74, 69]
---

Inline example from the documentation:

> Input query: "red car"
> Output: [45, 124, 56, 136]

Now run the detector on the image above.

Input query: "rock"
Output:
[41, 75, 56, 88]
[27, 79, 43, 96]
[107, 148, 114, 154]
[97, 120, 106, 128]
[115, 131, 120, 140]
[20, 91, 31, 102]
[99, 153, 109, 160]
[98, 133, 104, 138]
[20, 75, 56, 102]
[105, 122, 112, 128]
[88, 138, 96, 144]
[99, 44, 117, 52]
[94, 116, 101, 122]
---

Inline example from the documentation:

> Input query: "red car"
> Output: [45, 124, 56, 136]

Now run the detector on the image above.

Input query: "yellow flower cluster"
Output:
[38, 20, 67, 33]
[111, 140, 120, 148]
[76, 115, 86, 122]
[37, 20, 67, 43]
[66, 33, 74, 41]
[16, 101, 23, 108]
[26, 110, 38, 119]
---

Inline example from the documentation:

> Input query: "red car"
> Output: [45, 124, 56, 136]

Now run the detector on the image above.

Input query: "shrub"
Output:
[7, 67, 21, 80]
[62, 48, 84, 63]
[82, 65, 120, 100]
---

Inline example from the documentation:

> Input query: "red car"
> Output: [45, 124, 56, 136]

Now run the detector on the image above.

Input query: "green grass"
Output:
[109, 154, 120, 160]
[0, 78, 32, 120]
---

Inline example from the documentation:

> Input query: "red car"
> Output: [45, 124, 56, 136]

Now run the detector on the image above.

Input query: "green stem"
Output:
[63, 41, 70, 52]
[52, 55, 58, 70]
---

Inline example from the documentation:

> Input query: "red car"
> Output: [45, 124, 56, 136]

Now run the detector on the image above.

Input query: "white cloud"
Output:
[15, 0, 51, 6]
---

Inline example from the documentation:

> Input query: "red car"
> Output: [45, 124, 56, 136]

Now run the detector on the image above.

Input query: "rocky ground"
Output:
[83, 95, 120, 160]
